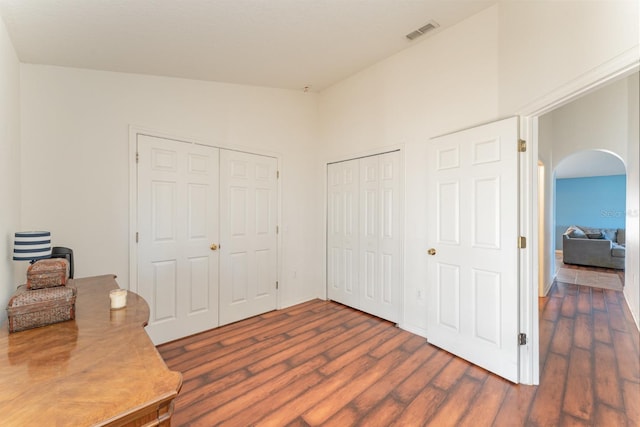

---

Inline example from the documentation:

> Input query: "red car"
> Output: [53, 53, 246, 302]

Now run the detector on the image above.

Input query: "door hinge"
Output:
[518, 236, 526, 249]
[518, 139, 526, 152]
[276, 281, 279, 290]
[277, 170, 280, 179]
[135, 232, 139, 243]
[136, 152, 139, 163]
[518, 333, 527, 345]
[276, 225, 279, 234]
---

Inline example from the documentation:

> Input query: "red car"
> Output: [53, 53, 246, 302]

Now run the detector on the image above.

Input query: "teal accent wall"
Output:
[556, 175, 626, 250]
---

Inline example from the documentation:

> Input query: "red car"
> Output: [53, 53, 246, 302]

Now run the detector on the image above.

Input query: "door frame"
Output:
[128, 126, 283, 310]
[322, 145, 406, 325]
[517, 47, 639, 385]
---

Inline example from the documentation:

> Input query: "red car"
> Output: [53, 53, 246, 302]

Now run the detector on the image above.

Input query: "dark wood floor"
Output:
[158, 282, 639, 426]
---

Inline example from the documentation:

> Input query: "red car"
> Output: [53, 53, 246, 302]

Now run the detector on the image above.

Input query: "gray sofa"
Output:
[562, 225, 625, 269]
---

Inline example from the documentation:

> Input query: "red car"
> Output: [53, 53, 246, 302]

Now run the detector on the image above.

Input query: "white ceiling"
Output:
[0, 0, 496, 91]
[555, 150, 627, 179]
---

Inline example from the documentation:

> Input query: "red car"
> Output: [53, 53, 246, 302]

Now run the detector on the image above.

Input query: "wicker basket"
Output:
[7, 283, 77, 333]
[26, 258, 70, 289]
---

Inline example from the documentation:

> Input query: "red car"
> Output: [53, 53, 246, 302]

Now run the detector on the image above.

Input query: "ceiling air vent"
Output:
[406, 20, 440, 40]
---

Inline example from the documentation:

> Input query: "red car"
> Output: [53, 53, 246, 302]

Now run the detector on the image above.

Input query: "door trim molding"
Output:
[128, 126, 282, 309]
[516, 48, 639, 385]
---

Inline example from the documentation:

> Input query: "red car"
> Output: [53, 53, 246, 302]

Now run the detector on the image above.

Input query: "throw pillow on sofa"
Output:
[567, 226, 587, 238]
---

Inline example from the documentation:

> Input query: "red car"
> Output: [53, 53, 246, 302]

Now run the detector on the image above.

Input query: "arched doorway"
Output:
[553, 150, 627, 264]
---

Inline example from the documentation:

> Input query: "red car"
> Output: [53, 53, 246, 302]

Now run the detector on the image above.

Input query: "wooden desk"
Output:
[0, 275, 182, 426]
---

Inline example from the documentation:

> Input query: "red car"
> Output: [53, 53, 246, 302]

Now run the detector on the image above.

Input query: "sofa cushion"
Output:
[586, 232, 604, 239]
[617, 229, 626, 245]
[568, 227, 587, 238]
[602, 229, 617, 241]
[612, 244, 626, 258]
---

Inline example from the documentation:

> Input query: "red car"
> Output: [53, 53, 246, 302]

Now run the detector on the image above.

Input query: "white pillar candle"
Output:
[109, 289, 128, 310]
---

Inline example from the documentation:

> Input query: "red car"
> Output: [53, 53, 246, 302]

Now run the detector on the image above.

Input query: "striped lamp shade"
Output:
[13, 231, 52, 262]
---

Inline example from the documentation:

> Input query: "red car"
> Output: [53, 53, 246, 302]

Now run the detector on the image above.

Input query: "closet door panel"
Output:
[327, 160, 359, 307]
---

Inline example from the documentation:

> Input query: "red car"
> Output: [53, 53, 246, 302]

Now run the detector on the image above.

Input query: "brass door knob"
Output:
[427, 248, 436, 256]
[210, 244, 219, 251]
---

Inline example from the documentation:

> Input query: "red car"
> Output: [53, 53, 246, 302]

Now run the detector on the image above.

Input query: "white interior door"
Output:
[426, 117, 520, 382]
[137, 135, 219, 344]
[327, 160, 359, 308]
[219, 150, 278, 325]
[359, 152, 401, 322]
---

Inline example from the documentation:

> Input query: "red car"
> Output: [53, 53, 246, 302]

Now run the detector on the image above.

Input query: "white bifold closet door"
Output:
[137, 134, 278, 344]
[327, 151, 401, 323]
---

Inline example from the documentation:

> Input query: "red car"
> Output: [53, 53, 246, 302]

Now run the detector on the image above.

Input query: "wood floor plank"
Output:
[622, 379, 640, 426]
[576, 289, 591, 314]
[593, 341, 623, 409]
[528, 352, 568, 426]
[368, 328, 414, 358]
[465, 363, 489, 382]
[608, 303, 629, 332]
[457, 374, 509, 427]
[174, 336, 257, 373]
[182, 334, 288, 380]
[321, 320, 389, 361]
[223, 370, 325, 427]
[573, 312, 592, 350]
[177, 366, 249, 406]
[550, 316, 574, 356]
[538, 319, 555, 369]
[287, 320, 374, 367]
[323, 404, 360, 427]
[356, 395, 405, 427]
[185, 362, 290, 423]
[431, 353, 471, 391]
[563, 347, 594, 421]
[422, 376, 481, 426]
[492, 383, 537, 426]
[318, 326, 399, 376]
[591, 288, 606, 311]
[392, 347, 451, 403]
[350, 343, 436, 414]
[255, 354, 376, 426]
[612, 329, 640, 383]
[542, 295, 563, 322]
[302, 349, 406, 425]
[594, 403, 627, 426]
[593, 310, 612, 344]
[560, 413, 591, 426]
[561, 293, 577, 318]
[391, 385, 445, 427]
[246, 328, 333, 374]
[604, 288, 620, 305]
[193, 356, 327, 426]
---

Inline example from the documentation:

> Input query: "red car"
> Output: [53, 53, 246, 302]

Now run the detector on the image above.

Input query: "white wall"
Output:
[498, 0, 639, 115]
[320, 6, 501, 336]
[537, 114, 555, 296]
[546, 76, 631, 165]
[624, 73, 639, 328]
[0, 17, 21, 321]
[318, 1, 639, 335]
[19, 66, 322, 308]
